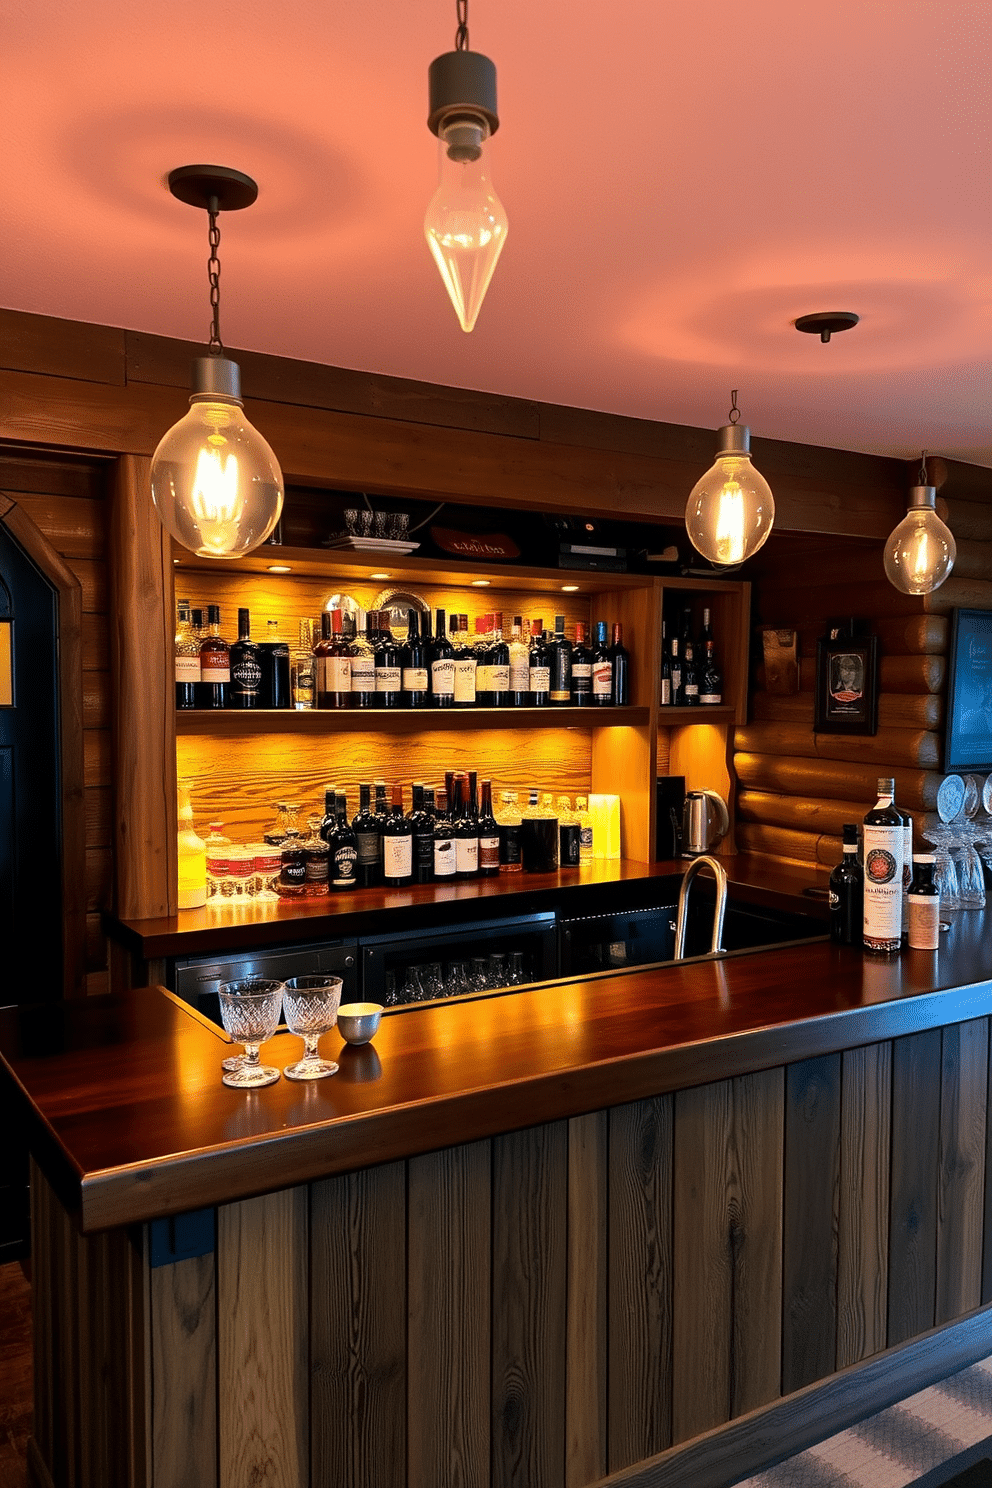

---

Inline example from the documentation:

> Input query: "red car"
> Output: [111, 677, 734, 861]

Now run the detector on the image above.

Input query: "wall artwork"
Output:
[944, 608, 992, 773]
[814, 626, 879, 736]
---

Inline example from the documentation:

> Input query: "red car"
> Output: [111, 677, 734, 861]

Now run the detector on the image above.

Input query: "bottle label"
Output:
[456, 836, 479, 874]
[376, 666, 401, 693]
[431, 659, 455, 696]
[306, 855, 330, 884]
[530, 664, 550, 692]
[700, 691, 722, 704]
[572, 663, 592, 683]
[488, 664, 510, 691]
[350, 657, 375, 691]
[232, 657, 262, 692]
[454, 659, 477, 703]
[671, 665, 682, 693]
[281, 858, 306, 887]
[383, 836, 412, 879]
[684, 682, 699, 700]
[176, 655, 200, 682]
[476, 664, 492, 694]
[551, 688, 571, 702]
[355, 829, 381, 867]
[592, 662, 613, 697]
[579, 825, 593, 852]
[862, 825, 903, 946]
[509, 656, 530, 691]
[201, 661, 230, 683]
[333, 846, 357, 885]
[434, 834, 457, 876]
[661, 678, 671, 705]
[907, 894, 940, 951]
[479, 834, 500, 870]
[328, 658, 351, 691]
[403, 667, 429, 693]
[499, 824, 522, 866]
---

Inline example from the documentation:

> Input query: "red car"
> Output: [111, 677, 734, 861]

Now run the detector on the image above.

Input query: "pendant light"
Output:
[150, 166, 284, 560]
[425, 0, 508, 333]
[883, 452, 956, 595]
[685, 392, 775, 565]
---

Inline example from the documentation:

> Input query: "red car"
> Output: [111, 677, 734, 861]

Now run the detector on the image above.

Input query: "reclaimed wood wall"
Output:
[737, 460, 992, 870]
[114, 1022, 990, 1488]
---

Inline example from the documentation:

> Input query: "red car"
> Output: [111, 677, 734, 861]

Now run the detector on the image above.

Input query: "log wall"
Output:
[737, 467, 992, 871]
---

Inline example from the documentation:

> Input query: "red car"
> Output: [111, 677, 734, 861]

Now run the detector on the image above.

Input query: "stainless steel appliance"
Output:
[682, 789, 729, 856]
[172, 939, 359, 1026]
[362, 912, 557, 1005]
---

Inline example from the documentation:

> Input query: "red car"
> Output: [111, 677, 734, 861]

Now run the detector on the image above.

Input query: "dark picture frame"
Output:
[814, 630, 879, 735]
[944, 608, 992, 773]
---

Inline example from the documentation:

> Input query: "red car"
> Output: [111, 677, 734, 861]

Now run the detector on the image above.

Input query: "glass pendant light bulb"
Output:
[425, 117, 508, 332]
[150, 358, 283, 559]
[883, 486, 956, 595]
[685, 417, 775, 565]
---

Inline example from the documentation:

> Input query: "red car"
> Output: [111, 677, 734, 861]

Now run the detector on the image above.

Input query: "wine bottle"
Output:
[453, 775, 479, 879]
[453, 615, 477, 707]
[528, 620, 550, 706]
[681, 639, 699, 706]
[611, 622, 630, 706]
[351, 782, 382, 888]
[863, 777, 903, 954]
[175, 600, 200, 710]
[433, 789, 457, 879]
[829, 824, 862, 945]
[198, 604, 229, 709]
[487, 613, 510, 707]
[660, 621, 672, 707]
[429, 607, 455, 707]
[321, 609, 352, 709]
[475, 615, 495, 706]
[700, 638, 723, 706]
[410, 781, 435, 884]
[348, 609, 377, 709]
[571, 622, 592, 705]
[592, 621, 613, 706]
[477, 779, 500, 877]
[382, 785, 413, 886]
[508, 616, 530, 706]
[401, 610, 429, 708]
[549, 615, 572, 706]
[374, 615, 402, 709]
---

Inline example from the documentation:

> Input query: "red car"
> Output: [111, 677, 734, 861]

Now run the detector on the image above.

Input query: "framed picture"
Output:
[944, 608, 992, 773]
[814, 629, 879, 735]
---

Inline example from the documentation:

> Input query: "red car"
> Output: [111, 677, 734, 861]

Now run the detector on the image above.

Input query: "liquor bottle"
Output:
[382, 785, 413, 886]
[429, 607, 455, 707]
[907, 856, 940, 950]
[190, 607, 204, 641]
[475, 615, 495, 706]
[496, 790, 523, 873]
[229, 608, 262, 708]
[575, 795, 594, 861]
[175, 600, 200, 710]
[669, 632, 684, 706]
[699, 639, 723, 706]
[351, 782, 382, 888]
[453, 615, 477, 707]
[528, 621, 550, 706]
[863, 777, 904, 954]
[177, 783, 206, 909]
[611, 622, 630, 706]
[520, 789, 559, 871]
[571, 622, 592, 705]
[264, 800, 294, 846]
[557, 795, 581, 866]
[549, 615, 572, 706]
[374, 614, 402, 709]
[313, 612, 331, 707]
[278, 804, 308, 898]
[508, 616, 530, 706]
[592, 621, 613, 706]
[199, 604, 230, 708]
[901, 811, 914, 943]
[348, 609, 377, 709]
[488, 613, 511, 707]
[679, 603, 695, 655]
[258, 618, 291, 708]
[433, 789, 457, 879]
[829, 824, 862, 945]
[320, 609, 352, 709]
[477, 779, 501, 876]
[453, 775, 479, 879]
[401, 610, 429, 708]
[409, 782, 435, 884]
[303, 816, 330, 897]
[700, 607, 714, 645]
[660, 622, 672, 706]
[290, 619, 315, 710]
[329, 793, 358, 891]
[681, 640, 699, 705]
[318, 786, 338, 846]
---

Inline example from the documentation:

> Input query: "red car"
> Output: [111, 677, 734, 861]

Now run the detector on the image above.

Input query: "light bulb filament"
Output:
[911, 526, 929, 582]
[190, 443, 244, 554]
[715, 481, 746, 565]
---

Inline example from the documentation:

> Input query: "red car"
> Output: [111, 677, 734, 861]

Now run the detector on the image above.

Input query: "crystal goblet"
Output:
[217, 979, 284, 1089]
[282, 975, 343, 1081]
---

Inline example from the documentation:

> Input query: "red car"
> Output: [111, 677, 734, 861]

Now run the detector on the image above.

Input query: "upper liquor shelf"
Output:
[175, 704, 651, 735]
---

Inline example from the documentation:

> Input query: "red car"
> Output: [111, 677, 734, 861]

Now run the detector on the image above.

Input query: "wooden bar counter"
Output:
[5, 910, 992, 1488]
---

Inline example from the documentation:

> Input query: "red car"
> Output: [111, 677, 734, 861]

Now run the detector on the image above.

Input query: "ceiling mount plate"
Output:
[794, 311, 860, 344]
[167, 165, 259, 212]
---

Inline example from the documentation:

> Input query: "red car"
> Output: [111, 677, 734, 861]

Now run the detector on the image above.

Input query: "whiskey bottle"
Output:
[290, 619, 315, 710]
[863, 777, 904, 954]
[829, 824, 862, 945]
[477, 779, 501, 876]
[258, 619, 291, 709]
[699, 639, 723, 706]
[549, 615, 572, 706]
[198, 604, 230, 708]
[592, 621, 613, 706]
[611, 622, 630, 706]
[351, 782, 382, 887]
[429, 607, 455, 707]
[575, 794, 594, 861]
[400, 610, 429, 708]
[557, 795, 581, 866]
[229, 608, 262, 708]
[348, 609, 377, 709]
[570, 622, 592, 705]
[382, 785, 413, 886]
[175, 599, 200, 710]
[681, 640, 699, 705]
[496, 790, 523, 872]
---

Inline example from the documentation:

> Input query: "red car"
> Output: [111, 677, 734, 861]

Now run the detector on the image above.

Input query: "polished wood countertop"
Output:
[106, 853, 830, 958]
[4, 905, 991, 1235]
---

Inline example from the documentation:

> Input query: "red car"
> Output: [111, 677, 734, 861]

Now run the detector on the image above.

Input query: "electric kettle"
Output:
[682, 790, 729, 856]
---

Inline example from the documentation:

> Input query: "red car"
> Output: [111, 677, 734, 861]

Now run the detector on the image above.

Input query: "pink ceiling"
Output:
[3, 0, 991, 465]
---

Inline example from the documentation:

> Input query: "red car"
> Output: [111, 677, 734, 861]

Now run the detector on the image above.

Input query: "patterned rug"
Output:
[737, 1355, 992, 1488]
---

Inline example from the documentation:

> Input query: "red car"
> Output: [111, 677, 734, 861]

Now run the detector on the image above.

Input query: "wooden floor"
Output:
[0, 1261, 30, 1488]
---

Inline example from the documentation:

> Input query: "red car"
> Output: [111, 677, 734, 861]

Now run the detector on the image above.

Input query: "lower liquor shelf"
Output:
[175, 704, 650, 734]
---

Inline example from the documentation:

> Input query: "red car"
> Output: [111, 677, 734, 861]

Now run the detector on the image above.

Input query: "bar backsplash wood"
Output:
[1, 307, 990, 960]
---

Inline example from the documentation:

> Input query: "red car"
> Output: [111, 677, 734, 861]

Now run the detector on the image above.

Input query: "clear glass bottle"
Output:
[277, 803, 308, 898]
[863, 777, 904, 954]
[290, 618, 315, 710]
[175, 599, 200, 710]
[575, 795, 594, 862]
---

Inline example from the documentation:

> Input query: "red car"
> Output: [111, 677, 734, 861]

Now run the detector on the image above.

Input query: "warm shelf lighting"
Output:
[685, 391, 775, 566]
[267, 564, 292, 573]
[471, 579, 491, 586]
[369, 572, 391, 580]
[150, 166, 283, 561]
[425, 1, 507, 333]
[883, 452, 956, 595]
[561, 584, 580, 592]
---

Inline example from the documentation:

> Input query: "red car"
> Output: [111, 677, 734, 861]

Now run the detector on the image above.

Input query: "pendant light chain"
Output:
[455, 0, 469, 51]
[206, 197, 224, 356]
[728, 389, 741, 426]
[918, 448, 929, 485]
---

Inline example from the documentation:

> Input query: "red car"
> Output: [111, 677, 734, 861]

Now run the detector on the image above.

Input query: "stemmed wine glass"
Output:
[217, 979, 284, 1089]
[282, 975, 343, 1080]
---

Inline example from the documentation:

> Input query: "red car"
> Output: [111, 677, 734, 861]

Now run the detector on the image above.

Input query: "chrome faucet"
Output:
[674, 854, 728, 960]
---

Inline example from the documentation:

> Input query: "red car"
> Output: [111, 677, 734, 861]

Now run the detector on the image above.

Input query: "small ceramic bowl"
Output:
[337, 1003, 383, 1045]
